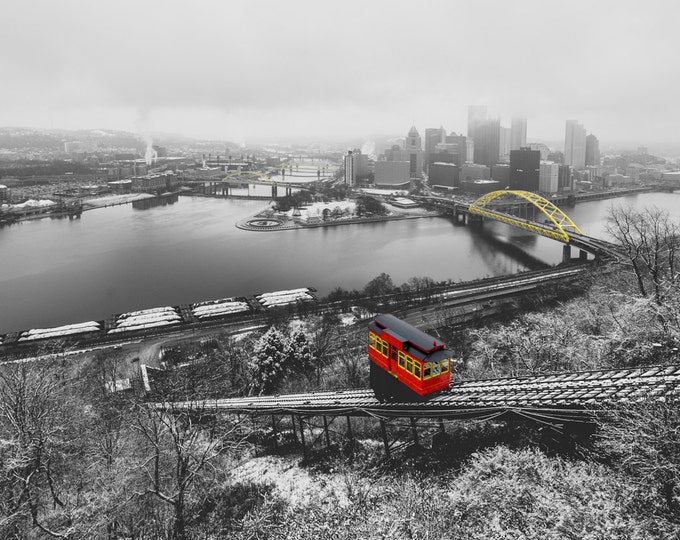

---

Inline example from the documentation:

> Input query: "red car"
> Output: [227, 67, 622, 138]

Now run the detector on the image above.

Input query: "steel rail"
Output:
[152, 364, 680, 423]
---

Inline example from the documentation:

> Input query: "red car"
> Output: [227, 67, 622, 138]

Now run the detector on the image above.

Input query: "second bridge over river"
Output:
[420, 190, 623, 262]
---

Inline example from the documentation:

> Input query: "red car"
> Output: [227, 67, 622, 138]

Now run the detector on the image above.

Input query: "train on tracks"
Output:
[0, 288, 316, 351]
[369, 314, 453, 400]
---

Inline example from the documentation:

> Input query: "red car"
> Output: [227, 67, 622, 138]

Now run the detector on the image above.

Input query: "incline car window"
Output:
[370, 334, 389, 358]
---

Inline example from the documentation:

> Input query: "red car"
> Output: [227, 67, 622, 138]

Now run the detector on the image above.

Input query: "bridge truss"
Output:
[469, 190, 583, 243]
[221, 170, 274, 185]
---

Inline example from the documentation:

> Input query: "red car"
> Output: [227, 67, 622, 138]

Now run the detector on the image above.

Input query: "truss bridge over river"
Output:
[420, 190, 624, 262]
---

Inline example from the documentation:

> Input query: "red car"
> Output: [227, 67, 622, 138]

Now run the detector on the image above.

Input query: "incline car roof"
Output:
[369, 313, 446, 354]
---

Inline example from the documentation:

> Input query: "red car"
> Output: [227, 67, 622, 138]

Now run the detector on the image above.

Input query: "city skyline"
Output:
[1, 0, 679, 150]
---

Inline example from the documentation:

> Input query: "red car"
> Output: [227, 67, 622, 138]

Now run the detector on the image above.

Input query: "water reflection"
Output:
[132, 193, 179, 210]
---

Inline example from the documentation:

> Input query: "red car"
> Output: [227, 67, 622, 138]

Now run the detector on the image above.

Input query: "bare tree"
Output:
[310, 313, 341, 386]
[607, 206, 680, 305]
[0, 360, 76, 538]
[133, 402, 248, 540]
[0, 357, 135, 538]
[598, 397, 680, 517]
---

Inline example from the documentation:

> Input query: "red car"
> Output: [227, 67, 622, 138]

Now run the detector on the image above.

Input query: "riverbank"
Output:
[81, 193, 155, 209]
[1, 192, 179, 223]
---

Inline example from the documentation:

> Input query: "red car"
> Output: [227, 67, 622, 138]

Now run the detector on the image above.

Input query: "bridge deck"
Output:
[159, 364, 680, 424]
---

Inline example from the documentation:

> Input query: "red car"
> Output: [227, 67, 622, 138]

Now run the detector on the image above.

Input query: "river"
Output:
[0, 191, 677, 334]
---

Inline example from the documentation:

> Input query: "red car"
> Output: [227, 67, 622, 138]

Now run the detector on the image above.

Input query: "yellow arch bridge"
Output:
[467, 190, 583, 244]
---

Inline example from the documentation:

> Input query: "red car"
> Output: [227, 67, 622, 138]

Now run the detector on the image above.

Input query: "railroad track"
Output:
[154, 364, 680, 424]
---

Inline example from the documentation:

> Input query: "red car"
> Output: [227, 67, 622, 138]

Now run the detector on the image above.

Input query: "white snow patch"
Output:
[12, 199, 56, 208]
[19, 321, 101, 340]
[117, 306, 176, 319]
[230, 456, 352, 510]
[339, 313, 357, 326]
[25, 321, 101, 335]
[360, 188, 409, 197]
[193, 301, 250, 318]
[258, 291, 314, 307]
[256, 288, 310, 300]
[105, 378, 132, 393]
[115, 312, 181, 328]
[108, 320, 180, 334]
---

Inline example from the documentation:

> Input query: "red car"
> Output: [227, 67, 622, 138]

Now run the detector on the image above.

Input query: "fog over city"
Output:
[2, 0, 679, 150]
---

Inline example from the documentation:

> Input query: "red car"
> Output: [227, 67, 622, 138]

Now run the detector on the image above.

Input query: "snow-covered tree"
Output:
[288, 328, 315, 376]
[250, 327, 290, 395]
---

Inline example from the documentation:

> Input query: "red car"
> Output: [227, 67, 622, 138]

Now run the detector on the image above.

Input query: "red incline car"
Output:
[368, 314, 453, 401]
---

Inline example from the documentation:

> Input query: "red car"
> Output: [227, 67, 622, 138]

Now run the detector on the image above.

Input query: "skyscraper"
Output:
[509, 147, 540, 191]
[467, 106, 500, 167]
[343, 151, 355, 187]
[474, 118, 501, 167]
[510, 116, 527, 151]
[444, 132, 468, 165]
[564, 120, 586, 169]
[558, 165, 573, 191]
[539, 161, 559, 193]
[343, 149, 369, 186]
[499, 126, 511, 163]
[585, 134, 600, 167]
[424, 127, 446, 171]
[467, 105, 488, 139]
[404, 126, 423, 176]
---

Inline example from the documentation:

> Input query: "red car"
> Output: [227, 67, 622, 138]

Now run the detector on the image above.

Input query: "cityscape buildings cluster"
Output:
[342, 105, 618, 196]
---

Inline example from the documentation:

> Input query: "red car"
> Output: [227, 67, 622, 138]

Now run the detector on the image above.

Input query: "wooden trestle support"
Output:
[153, 364, 680, 461]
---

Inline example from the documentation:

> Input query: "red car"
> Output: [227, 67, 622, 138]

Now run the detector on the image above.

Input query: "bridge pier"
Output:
[450, 206, 467, 226]
[579, 249, 588, 261]
[467, 214, 483, 227]
[562, 244, 571, 263]
[272, 184, 277, 198]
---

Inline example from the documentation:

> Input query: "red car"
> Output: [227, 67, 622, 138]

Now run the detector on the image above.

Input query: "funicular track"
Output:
[154, 364, 680, 458]
[159, 364, 680, 422]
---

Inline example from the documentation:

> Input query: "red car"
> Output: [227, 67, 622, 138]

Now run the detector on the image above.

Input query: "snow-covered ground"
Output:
[339, 313, 357, 326]
[287, 201, 356, 221]
[360, 188, 409, 197]
[230, 455, 355, 509]
[11, 199, 56, 208]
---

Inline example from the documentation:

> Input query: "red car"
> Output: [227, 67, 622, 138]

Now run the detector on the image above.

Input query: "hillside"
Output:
[1, 206, 679, 538]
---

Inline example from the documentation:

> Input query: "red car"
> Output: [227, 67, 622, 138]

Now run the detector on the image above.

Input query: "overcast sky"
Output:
[1, 0, 678, 149]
